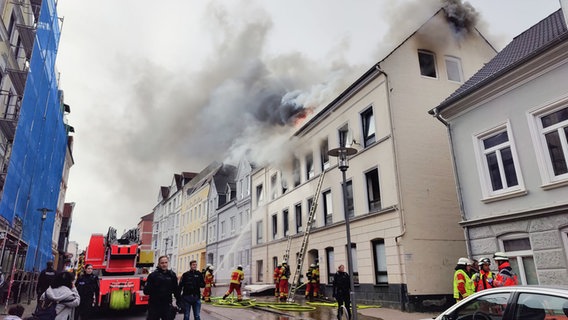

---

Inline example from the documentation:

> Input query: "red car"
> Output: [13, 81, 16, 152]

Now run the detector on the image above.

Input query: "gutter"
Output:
[428, 108, 472, 259]
[375, 65, 408, 311]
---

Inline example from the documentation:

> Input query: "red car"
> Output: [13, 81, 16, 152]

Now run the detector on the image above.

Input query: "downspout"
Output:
[375, 65, 408, 311]
[429, 107, 472, 258]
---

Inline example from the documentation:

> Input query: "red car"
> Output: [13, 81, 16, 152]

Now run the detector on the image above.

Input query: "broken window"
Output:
[418, 50, 437, 78]
[361, 107, 376, 147]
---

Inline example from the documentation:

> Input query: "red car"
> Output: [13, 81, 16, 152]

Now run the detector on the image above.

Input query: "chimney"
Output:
[561, 0, 568, 27]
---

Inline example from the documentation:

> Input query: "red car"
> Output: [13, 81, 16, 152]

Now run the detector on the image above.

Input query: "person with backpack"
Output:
[143, 255, 181, 320]
[37, 271, 80, 320]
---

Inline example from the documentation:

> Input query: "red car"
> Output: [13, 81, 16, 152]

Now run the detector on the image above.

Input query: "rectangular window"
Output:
[230, 216, 236, 235]
[326, 247, 335, 283]
[338, 125, 349, 148]
[323, 190, 333, 225]
[361, 107, 376, 147]
[475, 123, 524, 198]
[256, 220, 263, 244]
[271, 174, 278, 200]
[418, 50, 437, 78]
[373, 239, 388, 284]
[445, 56, 463, 82]
[500, 235, 537, 285]
[529, 103, 568, 184]
[293, 157, 301, 187]
[307, 197, 314, 226]
[306, 153, 314, 180]
[256, 260, 264, 282]
[283, 209, 289, 236]
[365, 168, 381, 211]
[321, 138, 330, 170]
[349, 244, 359, 284]
[295, 203, 302, 233]
[272, 214, 278, 239]
[256, 184, 264, 206]
[221, 221, 226, 239]
[343, 180, 354, 218]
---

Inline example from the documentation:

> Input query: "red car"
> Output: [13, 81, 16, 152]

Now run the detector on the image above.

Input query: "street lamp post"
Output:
[30, 207, 53, 304]
[328, 131, 358, 320]
[164, 237, 170, 256]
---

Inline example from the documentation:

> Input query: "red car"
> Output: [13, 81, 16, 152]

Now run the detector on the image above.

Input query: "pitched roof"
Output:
[436, 9, 567, 110]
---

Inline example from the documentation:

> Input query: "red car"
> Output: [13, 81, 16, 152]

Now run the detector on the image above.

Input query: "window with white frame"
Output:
[418, 50, 437, 78]
[271, 173, 278, 200]
[445, 56, 463, 82]
[365, 168, 381, 212]
[256, 184, 264, 206]
[323, 190, 333, 225]
[293, 157, 301, 187]
[306, 153, 314, 180]
[528, 100, 568, 185]
[272, 213, 278, 239]
[220, 221, 226, 239]
[372, 239, 388, 284]
[326, 247, 335, 283]
[230, 216, 236, 235]
[474, 123, 525, 199]
[256, 220, 263, 244]
[499, 234, 538, 285]
[295, 203, 302, 233]
[348, 244, 359, 284]
[320, 138, 330, 170]
[283, 209, 289, 236]
[361, 107, 376, 147]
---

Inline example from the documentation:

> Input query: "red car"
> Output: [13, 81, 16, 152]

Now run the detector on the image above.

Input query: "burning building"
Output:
[250, 3, 497, 311]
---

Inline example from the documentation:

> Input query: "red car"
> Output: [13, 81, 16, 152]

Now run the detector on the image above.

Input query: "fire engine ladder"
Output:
[287, 170, 326, 302]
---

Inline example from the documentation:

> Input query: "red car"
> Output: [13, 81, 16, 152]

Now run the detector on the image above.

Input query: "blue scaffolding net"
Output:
[0, 0, 66, 271]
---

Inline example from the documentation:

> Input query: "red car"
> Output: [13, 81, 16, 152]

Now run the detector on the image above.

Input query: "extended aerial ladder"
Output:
[287, 170, 326, 302]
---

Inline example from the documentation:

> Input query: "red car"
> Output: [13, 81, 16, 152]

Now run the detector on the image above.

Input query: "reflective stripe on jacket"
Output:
[453, 269, 474, 300]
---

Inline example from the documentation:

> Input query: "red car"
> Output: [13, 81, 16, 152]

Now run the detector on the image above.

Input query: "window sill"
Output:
[541, 178, 568, 190]
[481, 189, 528, 203]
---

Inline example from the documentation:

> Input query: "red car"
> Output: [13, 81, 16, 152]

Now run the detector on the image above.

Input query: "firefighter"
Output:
[278, 261, 291, 302]
[203, 265, 215, 302]
[273, 264, 281, 298]
[305, 263, 320, 301]
[453, 257, 474, 303]
[223, 265, 245, 301]
[472, 257, 494, 292]
[492, 252, 518, 287]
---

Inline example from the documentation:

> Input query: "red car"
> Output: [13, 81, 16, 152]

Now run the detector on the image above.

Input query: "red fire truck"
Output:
[84, 227, 154, 311]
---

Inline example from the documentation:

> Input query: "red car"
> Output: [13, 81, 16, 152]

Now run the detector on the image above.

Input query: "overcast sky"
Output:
[55, 0, 562, 248]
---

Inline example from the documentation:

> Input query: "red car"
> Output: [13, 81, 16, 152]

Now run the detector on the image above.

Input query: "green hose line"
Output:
[306, 301, 382, 309]
[268, 304, 317, 311]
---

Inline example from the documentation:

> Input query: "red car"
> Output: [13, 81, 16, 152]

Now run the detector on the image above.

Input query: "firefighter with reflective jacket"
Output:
[203, 264, 215, 302]
[223, 265, 245, 301]
[453, 257, 474, 302]
[493, 252, 518, 287]
[273, 264, 281, 298]
[278, 261, 291, 301]
[305, 263, 320, 301]
[472, 257, 494, 292]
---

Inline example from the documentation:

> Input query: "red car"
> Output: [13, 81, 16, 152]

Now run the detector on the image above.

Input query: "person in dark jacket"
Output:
[75, 264, 99, 319]
[143, 256, 181, 320]
[333, 264, 352, 320]
[37, 261, 57, 301]
[178, 260, 205, 320]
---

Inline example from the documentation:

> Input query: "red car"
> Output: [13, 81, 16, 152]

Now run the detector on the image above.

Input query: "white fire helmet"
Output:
[457, 257, 471, 265]
[310, 264, 316, 268]
[493, 252, 509, 261]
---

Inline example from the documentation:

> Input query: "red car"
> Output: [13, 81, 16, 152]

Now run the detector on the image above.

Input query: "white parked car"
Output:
[427, 286, 568, 320]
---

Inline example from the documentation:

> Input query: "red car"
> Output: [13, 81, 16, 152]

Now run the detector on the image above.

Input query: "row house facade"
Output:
[250, 8, 496, 311]
[205, 160, 253, 284]
[152, 172, 196, 272]
[431, 9, 568, 286]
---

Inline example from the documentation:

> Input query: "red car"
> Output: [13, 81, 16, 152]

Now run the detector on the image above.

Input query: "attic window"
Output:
[418, 50, 437, 78]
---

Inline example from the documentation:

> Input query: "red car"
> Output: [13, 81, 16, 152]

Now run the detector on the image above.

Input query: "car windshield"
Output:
[449, 292, 510, 320]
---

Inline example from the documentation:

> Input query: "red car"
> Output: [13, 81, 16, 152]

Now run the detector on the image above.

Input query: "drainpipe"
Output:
[375, 65, 407, 311]
[429, 108, 472, 258]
